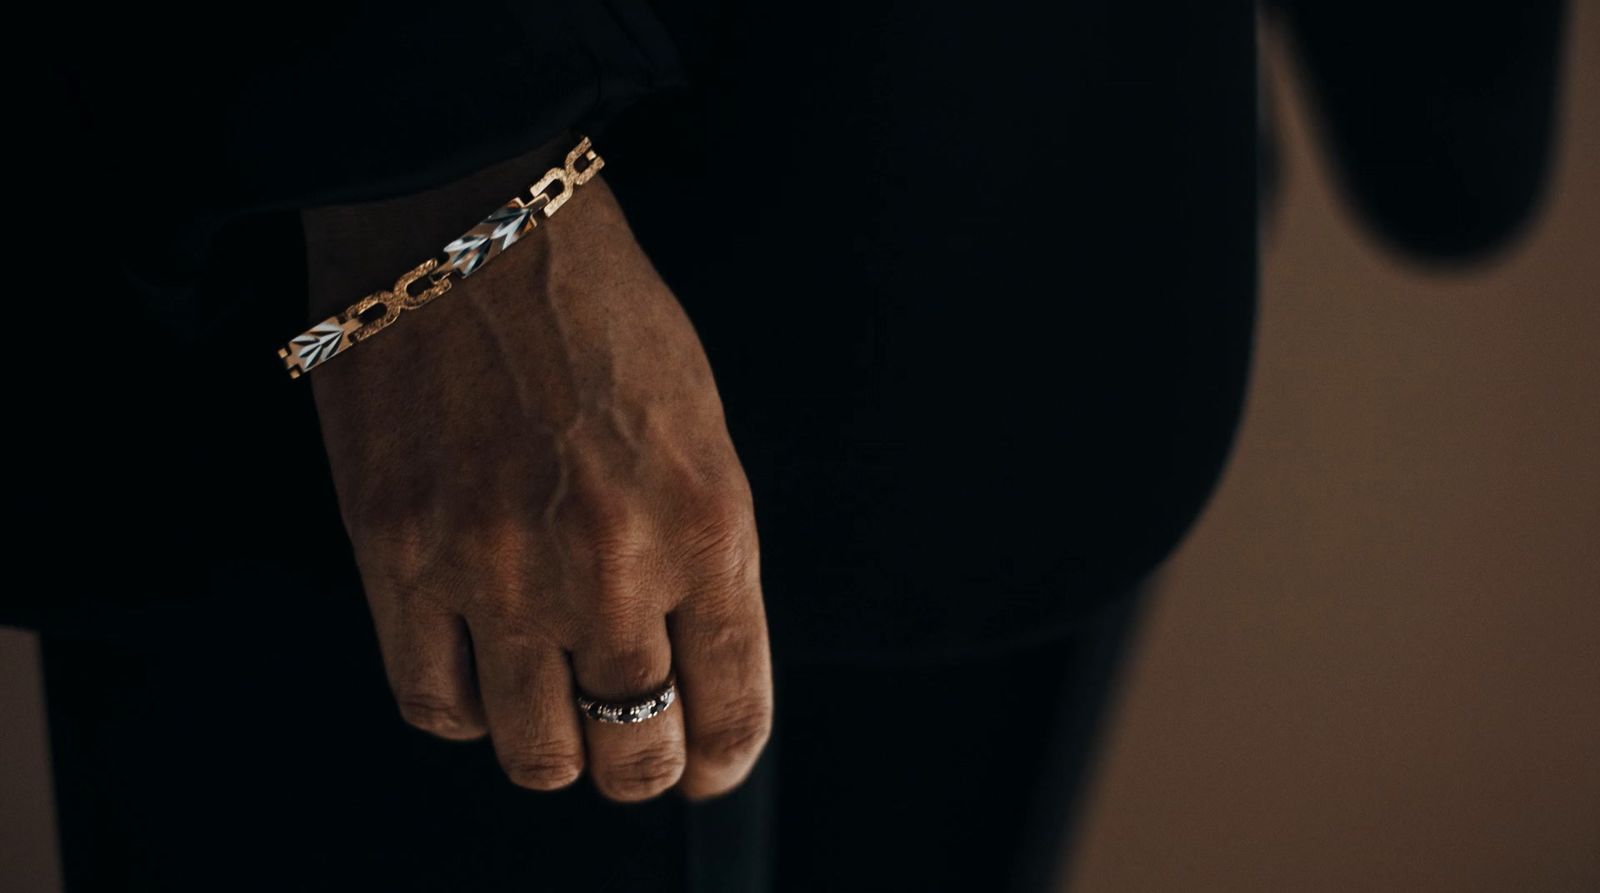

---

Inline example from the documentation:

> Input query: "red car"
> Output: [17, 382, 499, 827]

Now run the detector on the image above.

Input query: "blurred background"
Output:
[4, 9, 1596, 892]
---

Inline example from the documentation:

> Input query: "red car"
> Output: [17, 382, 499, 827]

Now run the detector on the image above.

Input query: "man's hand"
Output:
[301, 154, 771, 803]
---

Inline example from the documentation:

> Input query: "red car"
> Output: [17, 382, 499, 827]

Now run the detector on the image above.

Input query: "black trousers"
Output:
[41, 576, 1149, 892]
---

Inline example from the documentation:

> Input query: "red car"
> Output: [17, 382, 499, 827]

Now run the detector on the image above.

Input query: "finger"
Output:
[375, 605, 487, 741]
[471, 620, 586, 792]
[668, 586, 774, 801]
[571, 619, 687, 802]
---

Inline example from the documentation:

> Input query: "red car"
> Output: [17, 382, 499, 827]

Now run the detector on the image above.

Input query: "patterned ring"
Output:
[575, 673, 678, 725]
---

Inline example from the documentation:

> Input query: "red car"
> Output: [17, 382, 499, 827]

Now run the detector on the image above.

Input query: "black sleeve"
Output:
[59, 1, 682, 339]
[75, 1, 682, 212]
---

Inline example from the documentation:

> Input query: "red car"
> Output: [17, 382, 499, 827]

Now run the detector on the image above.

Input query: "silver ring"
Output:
[575, 672, 678, 724]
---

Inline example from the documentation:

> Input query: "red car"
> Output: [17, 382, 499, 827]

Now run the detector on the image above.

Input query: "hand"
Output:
[300, 152, 772, 803]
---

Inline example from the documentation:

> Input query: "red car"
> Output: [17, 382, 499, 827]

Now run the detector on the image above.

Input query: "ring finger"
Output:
[570, 618, 686, 802]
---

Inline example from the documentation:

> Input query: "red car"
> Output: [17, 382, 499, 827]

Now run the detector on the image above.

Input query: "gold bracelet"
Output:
[276, 135, 605, 379]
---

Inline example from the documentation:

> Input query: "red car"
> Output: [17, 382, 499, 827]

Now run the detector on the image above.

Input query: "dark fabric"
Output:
[16, 1, 1260, 659]
[40, 574, 1149, 892]
[39, 557, 693, 892]
[71, 1, 685, 342]
[14, 2, 1565, 657]
[767, 582, 1149, 893]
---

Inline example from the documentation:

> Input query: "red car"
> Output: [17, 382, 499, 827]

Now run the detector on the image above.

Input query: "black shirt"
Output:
[11, 1, 1562, 659]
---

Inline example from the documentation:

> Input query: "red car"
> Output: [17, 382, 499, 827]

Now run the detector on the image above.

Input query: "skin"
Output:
[299, 134, 772, 802]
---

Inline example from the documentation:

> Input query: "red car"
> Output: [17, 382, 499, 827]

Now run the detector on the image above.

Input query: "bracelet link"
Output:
[278, 135, 603, 380]
[396, 257, 453, 310]
[529, 135, 604, 219]
[277, 316, 363, 380]
[347, 258, 448, 342]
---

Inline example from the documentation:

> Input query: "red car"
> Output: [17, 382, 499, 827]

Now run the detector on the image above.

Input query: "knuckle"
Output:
[501, 745, 585, 791]
[682, 482, 754, 536]
[342, 490, 426, 540]
[594, 743, 687, 802]
[359, 521, 438, 587]
[582, 569, 656, 637]
[357, 521, 492, 615]
[588, 536, 651, 598]
[679, 493, 759, 579]
[588, 559, 648, 618]
[574, 512, 654, 612]
[689, 702, 773, 770]
[470, 516, 535, 565]
[564, 488, 647, 546]
[395, 695, 480, 739]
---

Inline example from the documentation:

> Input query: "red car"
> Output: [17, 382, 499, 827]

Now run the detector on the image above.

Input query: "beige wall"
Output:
[1065, 9, 1600, 892]
[0, 629, 58, 891]
[3, 11, 1597, 893]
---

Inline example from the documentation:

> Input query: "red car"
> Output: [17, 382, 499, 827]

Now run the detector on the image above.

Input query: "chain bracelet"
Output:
[276, 135, 605, 379]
